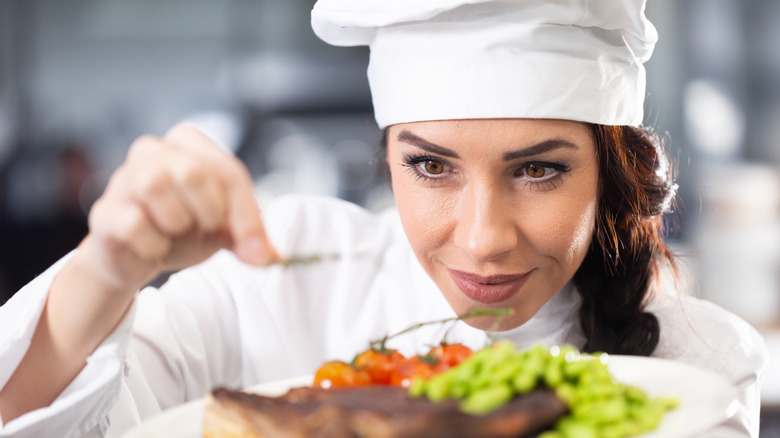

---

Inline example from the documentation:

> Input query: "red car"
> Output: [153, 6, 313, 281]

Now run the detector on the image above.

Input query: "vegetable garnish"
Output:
[367, 308, 514, 353]
[313, 308, 511, 389]
[312, 310, 678, 438]
[410, 342, 679, 438]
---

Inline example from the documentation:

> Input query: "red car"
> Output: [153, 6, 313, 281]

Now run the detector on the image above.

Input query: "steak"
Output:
[203, 385, 568, 438]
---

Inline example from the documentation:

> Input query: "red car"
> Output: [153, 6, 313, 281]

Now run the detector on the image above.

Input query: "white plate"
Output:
[605, 356, 738, 438]
[122, 356, 738, 438]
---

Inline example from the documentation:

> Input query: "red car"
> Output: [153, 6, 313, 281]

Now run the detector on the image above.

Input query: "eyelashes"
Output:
[401, 154, 451, 182]
[400, 153, 572, 191]
[514, 161, 572, 191]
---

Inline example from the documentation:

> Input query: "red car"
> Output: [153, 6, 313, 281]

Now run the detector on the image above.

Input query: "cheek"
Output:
[525, 156, 600, 268]
[391, 175, 454, 253]
[563, 200, 597, 263]
[525, 194, 597, 267]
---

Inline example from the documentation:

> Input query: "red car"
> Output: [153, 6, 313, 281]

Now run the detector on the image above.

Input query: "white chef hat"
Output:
[311, 0, 657, 128]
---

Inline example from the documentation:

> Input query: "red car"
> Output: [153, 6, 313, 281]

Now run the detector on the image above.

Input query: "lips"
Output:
[447, 268, 532, 305]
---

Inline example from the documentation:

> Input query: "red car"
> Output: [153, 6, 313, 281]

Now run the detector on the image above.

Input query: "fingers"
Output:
[88, 193, 170, 291]
[132, 164, 194, 236]
[162, 123, 279, 265]
[171, 163, 226, 232]
[89, 195, 171, 264]
[138, 148, 226, 235]
[121, 134, 225, 236]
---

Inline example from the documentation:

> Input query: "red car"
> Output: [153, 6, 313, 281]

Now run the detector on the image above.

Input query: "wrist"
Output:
[74, 234, 157, 295]
[47, 240, 139, 354]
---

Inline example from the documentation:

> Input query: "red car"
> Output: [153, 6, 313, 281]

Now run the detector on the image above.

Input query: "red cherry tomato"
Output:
[354, 349, 407, 384]
[313, 360, 372, 388]
[389, 356, 436, 388]
[430, 343, 474, 373]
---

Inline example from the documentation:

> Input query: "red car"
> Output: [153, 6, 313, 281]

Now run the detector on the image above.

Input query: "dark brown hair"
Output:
[380, 124, 678, 356]
[575, 124, 677, 356]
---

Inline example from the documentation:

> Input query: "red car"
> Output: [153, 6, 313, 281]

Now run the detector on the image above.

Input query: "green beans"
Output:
[408, 342, 678, 438]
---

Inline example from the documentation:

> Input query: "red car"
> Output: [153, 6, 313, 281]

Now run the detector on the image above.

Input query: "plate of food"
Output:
[123, 344, 738, 438]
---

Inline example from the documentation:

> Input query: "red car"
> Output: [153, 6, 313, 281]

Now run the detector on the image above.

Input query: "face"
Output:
[386, 119, 599, 330]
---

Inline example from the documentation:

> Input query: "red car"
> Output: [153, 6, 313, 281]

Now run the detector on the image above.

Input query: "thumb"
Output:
[232, 226, 282, 266]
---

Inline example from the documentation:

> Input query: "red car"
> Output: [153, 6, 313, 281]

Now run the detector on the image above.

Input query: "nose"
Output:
[453, 182, 519, 263]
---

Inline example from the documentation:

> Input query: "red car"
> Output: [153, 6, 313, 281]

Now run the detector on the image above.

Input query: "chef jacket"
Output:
[0, 195, 768, 437]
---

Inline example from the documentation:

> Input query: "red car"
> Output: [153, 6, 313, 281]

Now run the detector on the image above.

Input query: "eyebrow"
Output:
[396, 129, 579, 161]
[397, 130, 460, 158]
[501, 139, 579, 161]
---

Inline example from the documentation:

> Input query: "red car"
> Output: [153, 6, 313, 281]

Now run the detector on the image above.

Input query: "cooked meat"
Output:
[203, 385, 567, 438]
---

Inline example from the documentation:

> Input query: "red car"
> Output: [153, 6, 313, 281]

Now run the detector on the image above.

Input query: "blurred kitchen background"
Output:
[0, 0, 779, 433]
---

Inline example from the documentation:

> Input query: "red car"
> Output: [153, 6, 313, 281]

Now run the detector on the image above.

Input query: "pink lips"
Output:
[447, 268, 531, 305]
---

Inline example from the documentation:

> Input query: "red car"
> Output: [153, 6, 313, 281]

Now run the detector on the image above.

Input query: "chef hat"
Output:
[311, 0, 657, 128]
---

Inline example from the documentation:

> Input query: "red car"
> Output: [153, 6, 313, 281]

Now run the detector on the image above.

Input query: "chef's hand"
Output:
[0, 122, 280, 424]
[82, 122, 279, 293]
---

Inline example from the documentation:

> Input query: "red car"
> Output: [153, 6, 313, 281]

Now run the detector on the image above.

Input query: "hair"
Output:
[380, 123, 678, 357]
[575, 124, 677, 356]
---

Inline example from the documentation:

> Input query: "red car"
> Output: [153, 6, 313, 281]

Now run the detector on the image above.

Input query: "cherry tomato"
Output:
[313, 360, 372, 388]
[389, 356, 436, 388]
[430, 343, 474, 372]
[354, 349, 407, 384]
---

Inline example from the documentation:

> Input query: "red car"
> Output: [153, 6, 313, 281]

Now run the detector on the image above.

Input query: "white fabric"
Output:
[0, 194, 768, 437]
[311, 0, 658, 128]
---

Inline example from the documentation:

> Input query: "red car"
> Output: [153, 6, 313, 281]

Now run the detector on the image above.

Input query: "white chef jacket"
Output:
[0, 194, 768, 438]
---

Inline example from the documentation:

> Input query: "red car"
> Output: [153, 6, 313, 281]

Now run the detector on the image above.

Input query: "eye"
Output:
[401, 154, 453, 182]
[421, 160, 445, 175]
[522, 163, 549, 178]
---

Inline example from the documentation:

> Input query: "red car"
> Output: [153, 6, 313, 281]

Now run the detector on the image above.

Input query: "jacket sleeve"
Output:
[0, 252, 136, 438]
[0, 250, 246, 438]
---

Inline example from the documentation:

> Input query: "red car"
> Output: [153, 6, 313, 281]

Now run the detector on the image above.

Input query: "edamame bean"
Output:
[557, 418, 598, 438]
[408, 342, 678, 438]
[460, 384, 514, 415]
[512, 370, 537, 394]
[409, 376, 427, 397]
[425, 374, 452, 402]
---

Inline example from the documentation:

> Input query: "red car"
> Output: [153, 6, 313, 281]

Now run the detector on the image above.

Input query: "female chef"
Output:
[0, 0, 768, 437]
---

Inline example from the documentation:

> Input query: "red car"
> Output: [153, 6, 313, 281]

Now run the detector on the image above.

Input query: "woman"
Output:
[0, 0, 767, 437]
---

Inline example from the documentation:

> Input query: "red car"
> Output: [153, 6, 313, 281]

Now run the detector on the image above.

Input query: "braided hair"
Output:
[574, 125, 678, 356]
